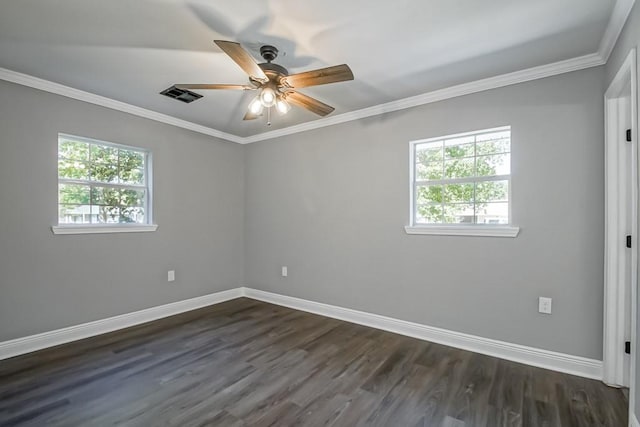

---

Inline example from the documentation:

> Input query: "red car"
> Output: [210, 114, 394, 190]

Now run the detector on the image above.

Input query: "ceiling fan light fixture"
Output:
[248, 97, 264, 115]
[276, 96, 291, 114]
[260, 87, 276, 107]
[169, 40, 353, 124]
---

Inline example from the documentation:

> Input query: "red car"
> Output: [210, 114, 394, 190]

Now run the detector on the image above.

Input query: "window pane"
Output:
[476, 138, 510, 155]
[94, 206, 120, 223]
[416, 185, 443, 205]
[58, 159, 89, 180]
[443, 203, 474, 224]
[119, 149, 144, 169]
[445, 135, 474, 146]
[91, 145, 118, 164]
[444, 157, 475, 179]
[57, 135, 150, 227]
[59, 184, 90, 205]
[120, 189, 145, 207]
[444, 183, 474, 203]
[58, 204, 92, 224]
[91, 187, 120, 206]
[476, 202, 509, 224]
[411, 127, 511, 226]
[416, 143, 443, 163]
[119, 150, 145, 184]
[476, 180, 509, 202]
[444, 142, 474, 159]
[120, 168, 144, 185]
[90, 162, 118, 183]
[416, 204, 443, 224]
[119, 207, 145, 224]
[59, 140, 89, 160]
[416, 162, 443, 180]
[476, 153, 510, 177]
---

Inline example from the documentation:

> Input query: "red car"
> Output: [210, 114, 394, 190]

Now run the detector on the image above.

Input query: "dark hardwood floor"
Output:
[0, 298, 628, 426]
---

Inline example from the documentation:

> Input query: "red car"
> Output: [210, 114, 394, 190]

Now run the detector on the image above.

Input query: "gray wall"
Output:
[605, 0, 640, 417]
[245, 67, 605, 359]
[0, 61, 609, 362]
[0, 80, 245, 341]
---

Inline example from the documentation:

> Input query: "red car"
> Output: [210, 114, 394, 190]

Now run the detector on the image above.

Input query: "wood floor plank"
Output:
[0, 298, 628, 426]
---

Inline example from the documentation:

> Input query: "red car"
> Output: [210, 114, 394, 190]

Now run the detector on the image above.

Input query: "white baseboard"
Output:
[241, 287, 603, 380]
[0, 286, 604, 382]
[632, 413, 640, 427]
[0, 288, 243, 360]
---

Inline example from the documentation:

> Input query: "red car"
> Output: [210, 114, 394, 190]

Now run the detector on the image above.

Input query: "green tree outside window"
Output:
[58, 136, 148, 224]
[413, 129, 510, 224]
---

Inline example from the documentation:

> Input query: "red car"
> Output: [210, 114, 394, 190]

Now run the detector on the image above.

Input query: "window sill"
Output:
[404, 225, 520, 237]
[51, 224, 158, 235]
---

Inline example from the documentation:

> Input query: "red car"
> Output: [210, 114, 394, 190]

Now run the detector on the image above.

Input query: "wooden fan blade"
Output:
[214, 40, 268, 82]
[175, 84, 255, 90]
[243, 110, 260, 120]
[286, 91, 335, 116]
[282, 64, 353, 88]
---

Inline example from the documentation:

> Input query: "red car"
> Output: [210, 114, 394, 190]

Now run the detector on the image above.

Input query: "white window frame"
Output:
[52, 133, 157, 235]
[405, 126, 519, 237]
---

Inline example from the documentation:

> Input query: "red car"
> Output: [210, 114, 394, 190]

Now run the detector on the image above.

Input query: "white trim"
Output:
[632, 413, 640, 427]
[634, 39, 640, 427]
[59, 132, 149, 153]
[408, 126, 514, 231]
[599, 0, 637, 62]
[603, 49, 638, 389]
[57, 132, 154, 228]
[1, 53, 604, 145]
[404, 225, 520, 237]
[0, 286, 603, 380]
[242, 54, 605, 143]
[410, 125, 512, 145]
[0, 288, 242, 360]
[51, 224, 158, 235]
[0, 0, 633, 147]
[0, 68, 244, 144]
[241, 288, 603, 380]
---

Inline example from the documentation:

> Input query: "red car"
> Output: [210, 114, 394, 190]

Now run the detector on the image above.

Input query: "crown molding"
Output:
[1, 0, 633, 146]
[242, 52, 605, 143]
[598, 0, 636, 62]
[0, 51, 612, 145]
[0, 67, 244, 144]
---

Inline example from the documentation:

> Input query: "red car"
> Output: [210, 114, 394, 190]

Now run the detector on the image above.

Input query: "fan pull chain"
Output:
[267, 107, 272, 126]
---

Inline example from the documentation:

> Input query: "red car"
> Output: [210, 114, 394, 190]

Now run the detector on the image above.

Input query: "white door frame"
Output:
[604, 48, 638, 413]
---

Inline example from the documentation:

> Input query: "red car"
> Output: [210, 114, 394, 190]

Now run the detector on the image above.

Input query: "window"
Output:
[53, 134, 155, 234]
[407, 126, 518, 237]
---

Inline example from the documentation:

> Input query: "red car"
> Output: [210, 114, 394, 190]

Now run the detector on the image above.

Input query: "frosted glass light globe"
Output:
[276, 97, 291, 114]
[260, 88, 276, 107]
[249, 97, 263, 115]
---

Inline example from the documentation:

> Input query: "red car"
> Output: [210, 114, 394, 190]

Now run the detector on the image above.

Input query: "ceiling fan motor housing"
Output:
[252, 46, 289, 86]
[258, 62, 289, 79]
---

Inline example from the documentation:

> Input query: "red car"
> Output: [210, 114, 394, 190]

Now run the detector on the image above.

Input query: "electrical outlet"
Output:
[538, 297, 552, 314]
[168, 270, 175, 282]
[281, 266, 288, 277]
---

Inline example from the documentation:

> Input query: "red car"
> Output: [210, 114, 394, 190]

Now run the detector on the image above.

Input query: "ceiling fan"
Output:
[174, 40, 354, 123]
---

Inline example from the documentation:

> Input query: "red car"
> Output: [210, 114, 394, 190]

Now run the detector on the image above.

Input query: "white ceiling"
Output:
[0, 0, 617, 138]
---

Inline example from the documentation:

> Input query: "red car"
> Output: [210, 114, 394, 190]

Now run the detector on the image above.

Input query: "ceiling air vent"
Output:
[160, 85, 203, 103]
